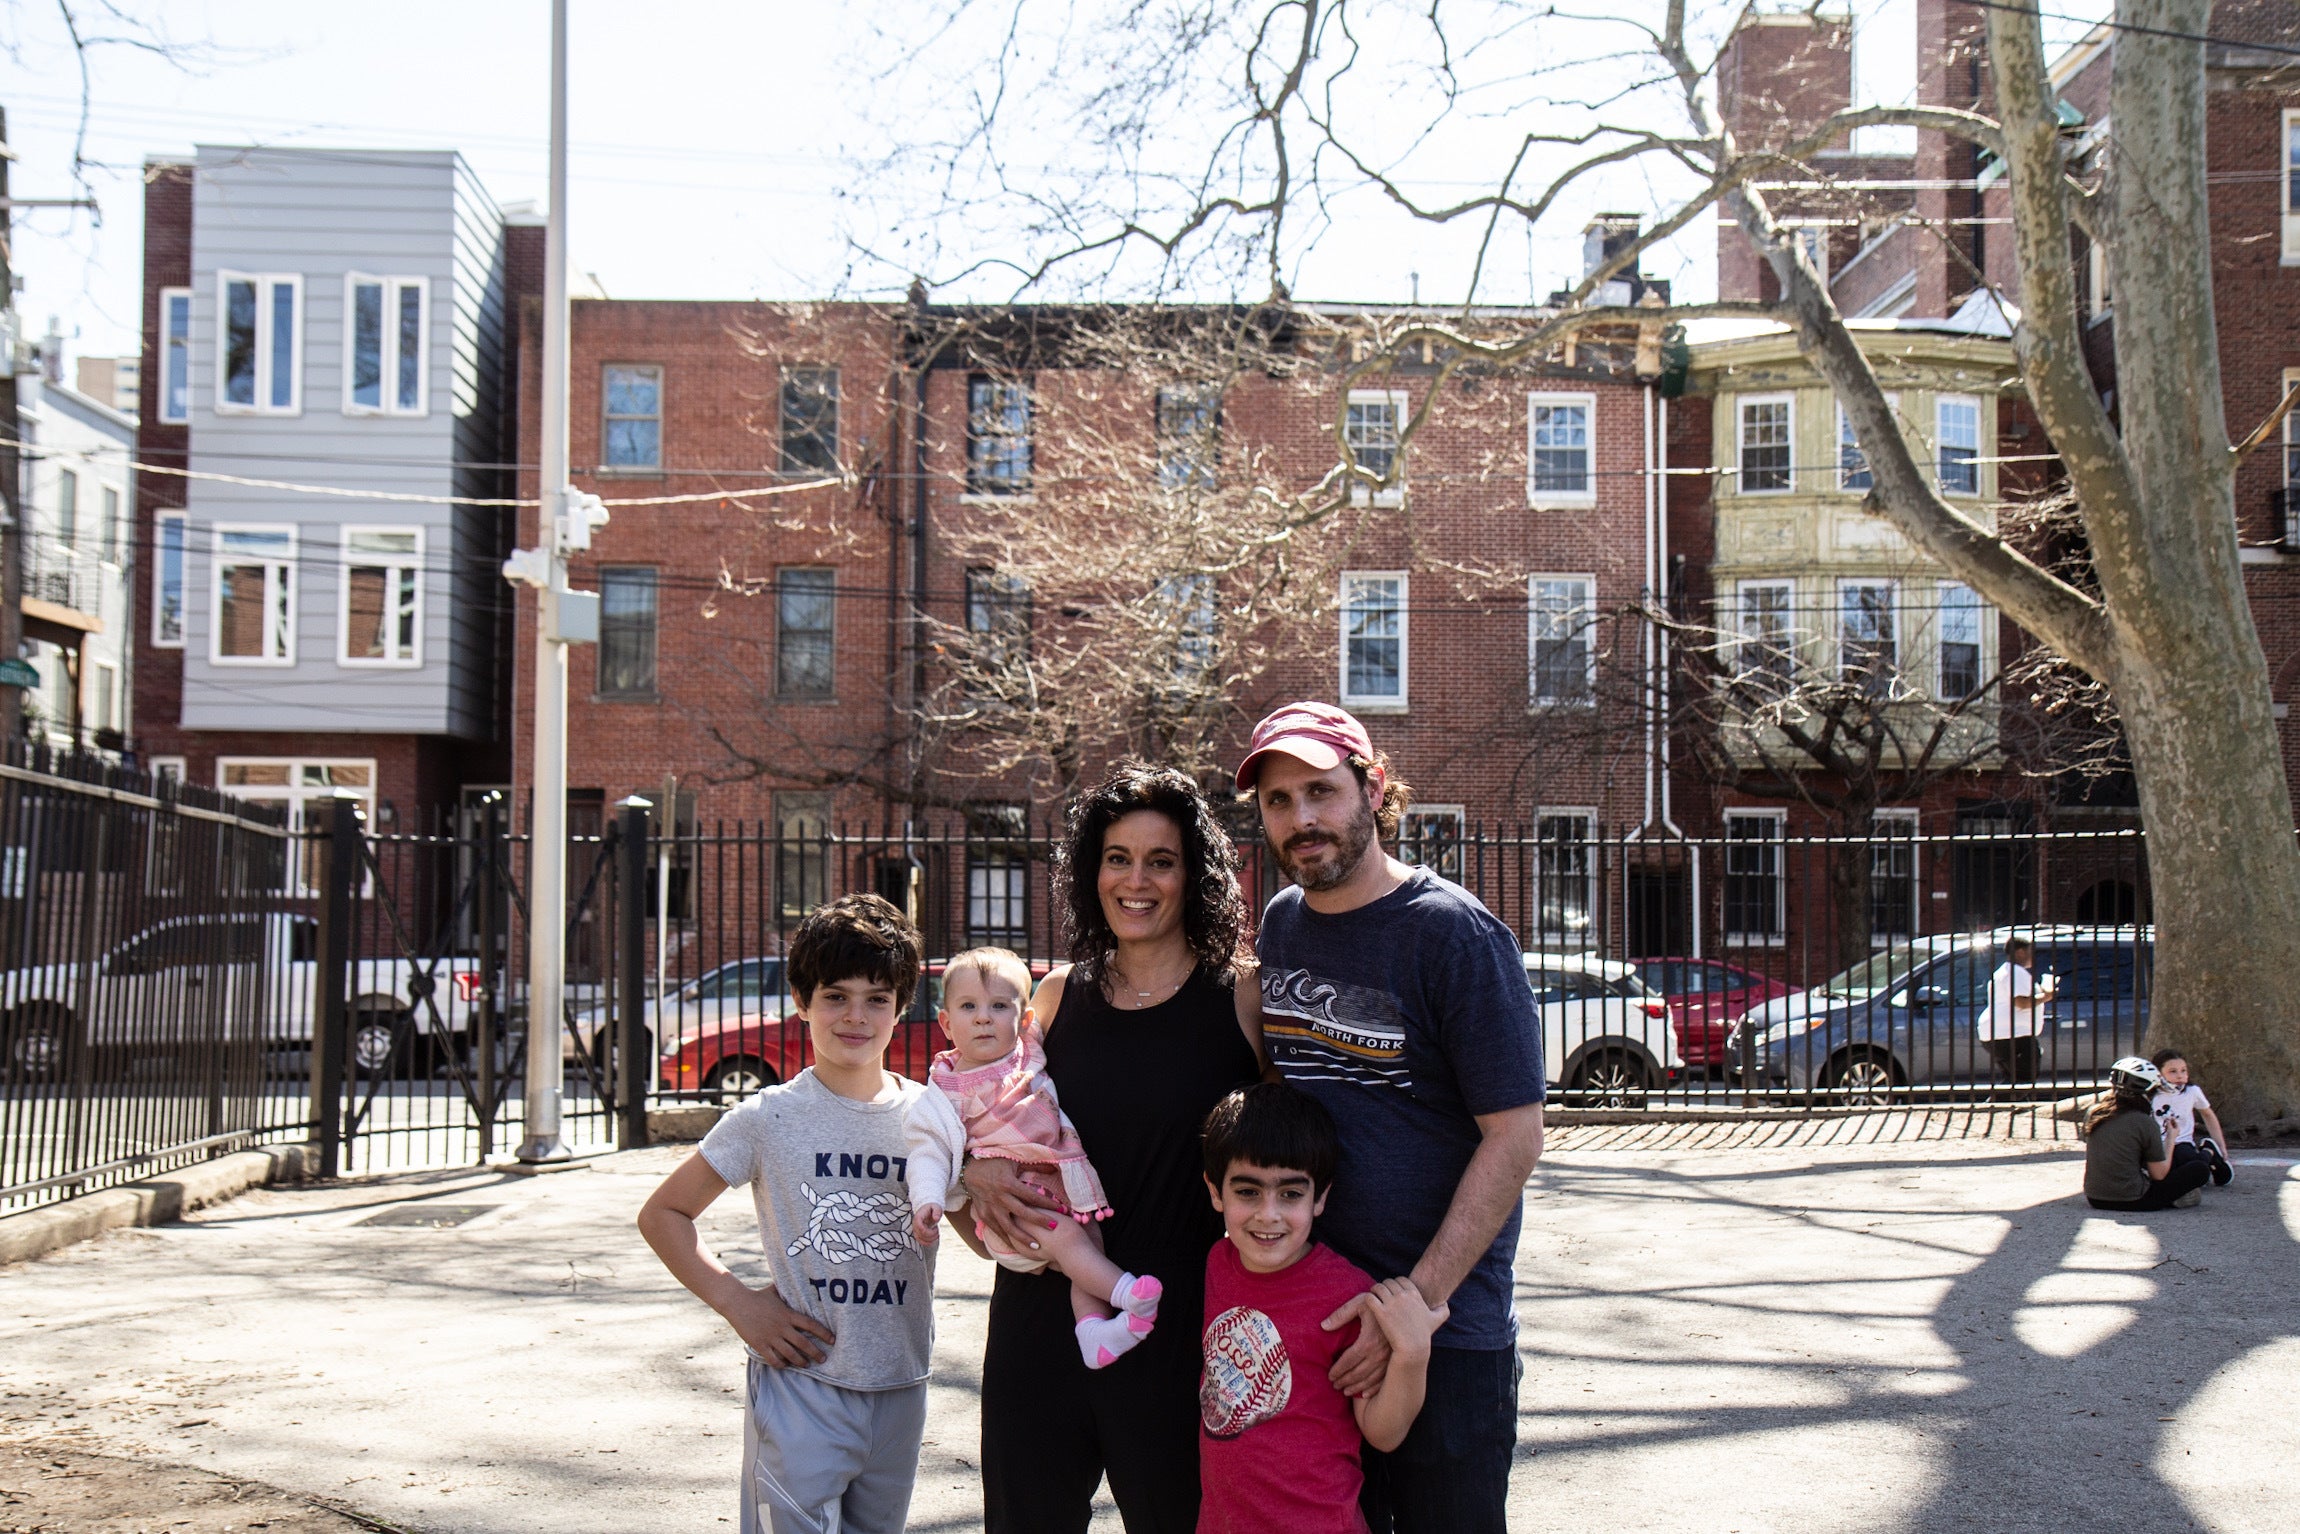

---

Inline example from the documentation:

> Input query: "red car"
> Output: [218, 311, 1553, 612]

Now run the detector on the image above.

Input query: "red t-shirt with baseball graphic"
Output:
[1198, 1236, 1377, 1534]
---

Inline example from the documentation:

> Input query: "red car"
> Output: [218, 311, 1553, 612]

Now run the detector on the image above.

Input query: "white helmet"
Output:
[2109, 1056, 2164, 1095]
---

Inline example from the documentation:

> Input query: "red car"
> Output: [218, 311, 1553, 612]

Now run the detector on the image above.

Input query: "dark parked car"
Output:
[1739, 926, 2152, 1103]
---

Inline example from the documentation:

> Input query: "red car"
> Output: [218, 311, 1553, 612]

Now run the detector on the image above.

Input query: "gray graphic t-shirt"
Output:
[699, 1067, 936, 1391]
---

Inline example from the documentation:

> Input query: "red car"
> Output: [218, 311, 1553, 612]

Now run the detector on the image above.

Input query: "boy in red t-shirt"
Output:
[1197, 1083, 1449, 1534]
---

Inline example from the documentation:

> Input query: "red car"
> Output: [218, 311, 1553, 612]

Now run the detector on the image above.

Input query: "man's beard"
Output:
[1273, 797, 1378, 892]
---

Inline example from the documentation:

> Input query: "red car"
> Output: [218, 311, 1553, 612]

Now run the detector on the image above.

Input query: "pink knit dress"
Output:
[928, 1020, 1113, 1222]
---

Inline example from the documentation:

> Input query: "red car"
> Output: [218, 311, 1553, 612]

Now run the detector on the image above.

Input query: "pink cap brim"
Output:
[1233, 736, 1346, 791]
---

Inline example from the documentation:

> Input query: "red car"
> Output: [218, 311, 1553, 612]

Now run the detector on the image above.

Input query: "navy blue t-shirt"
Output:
[1256, 866, 1544, 1349]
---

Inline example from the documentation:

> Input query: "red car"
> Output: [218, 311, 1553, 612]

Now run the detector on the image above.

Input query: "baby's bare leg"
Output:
[1038, 1216, 1124, 1310]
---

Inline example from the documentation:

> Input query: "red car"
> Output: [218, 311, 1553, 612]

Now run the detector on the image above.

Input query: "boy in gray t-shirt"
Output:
[639, 894, 936, 1534]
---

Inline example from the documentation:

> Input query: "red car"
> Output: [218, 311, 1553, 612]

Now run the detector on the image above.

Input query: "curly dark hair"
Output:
[1056, 759, 1249, 984]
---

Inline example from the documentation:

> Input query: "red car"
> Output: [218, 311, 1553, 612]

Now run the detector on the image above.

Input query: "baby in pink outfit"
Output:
[904, 947, 1162, 1368]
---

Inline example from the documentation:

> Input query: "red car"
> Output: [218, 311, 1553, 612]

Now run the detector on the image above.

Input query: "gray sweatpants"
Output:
[742, 1355, 928, 1534]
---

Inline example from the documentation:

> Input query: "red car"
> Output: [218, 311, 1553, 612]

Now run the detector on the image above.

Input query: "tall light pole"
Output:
[507, 0, 605, 1162]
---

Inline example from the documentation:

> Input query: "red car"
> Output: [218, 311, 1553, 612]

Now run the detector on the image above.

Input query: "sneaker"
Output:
[2199, 1137, 2235, 1187]
[2173, 1188, 2203, 1208]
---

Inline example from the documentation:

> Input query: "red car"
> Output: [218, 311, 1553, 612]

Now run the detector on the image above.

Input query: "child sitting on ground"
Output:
[2150, 1048, 2235, 1188]
[2083, 1056, 2213, 1211]
[903, 947, 1162, 1369]
[1197, 1082, 1448, 1534]
[637, 894, 938, 1534]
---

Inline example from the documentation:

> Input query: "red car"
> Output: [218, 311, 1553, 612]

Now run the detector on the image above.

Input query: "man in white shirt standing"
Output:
[1981, 937, 2054, 1084]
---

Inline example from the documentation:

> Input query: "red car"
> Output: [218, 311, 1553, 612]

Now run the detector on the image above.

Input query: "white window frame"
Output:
[1869, 808, 1921, 947]
[90, 659, 119, 734]
[2086, 242, 2112, 321]
[1936, 581, 1988, 699]
[211, 523, 298, 667]
[601, 363, 665, 472]
[1736, 393, 1795, 494]
[1338, 570, 1408, 710]
[217, 758, 379, 897]
[1722, 808, 1787, 946]
[1838, 579, 1899, 685]
[337, 525, 425, 668]
[153, 512, 187, 648]
[148, 755, 187, 783]
[1533, 808, 1598, 947]
[99, 484, 123, 565]
[55, 467, 78, 549]
[1936, 394, 1983, 497]
[1527, 573, 1597, 707]
[1735, 578, 1797, 687]
[214, 271, 304, 416]
[2283, 109, 2300, 266]
[340, 274, 429, 417]
[158, 286, 192, 423]
[1399, 803, 1465, 881]
[1345, 389, 1407, 506]
[2282, 366, 2300, 501]
[1526, 392, 1597, 507]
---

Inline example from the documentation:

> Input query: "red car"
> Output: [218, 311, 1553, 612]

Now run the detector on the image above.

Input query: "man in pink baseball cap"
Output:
[1232, 700, 1546, 1533]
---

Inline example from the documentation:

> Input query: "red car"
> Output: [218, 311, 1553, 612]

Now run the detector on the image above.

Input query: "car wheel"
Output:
[1824, 1047, 1902, 1106]
[5, 1006, 75, 1082]
[351, 1010, 406, 1077]
[1567, 1048, 1653, 1108]
[704, 1057, 774, 1105]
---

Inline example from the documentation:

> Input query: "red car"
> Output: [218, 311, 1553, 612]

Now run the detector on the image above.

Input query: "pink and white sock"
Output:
[1076, 1310, 1154, 1370]
[1110, 1271, 1163, 1321]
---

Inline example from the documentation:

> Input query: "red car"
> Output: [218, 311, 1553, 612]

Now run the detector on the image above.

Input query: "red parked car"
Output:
[658, 957, 1049, 1103]
[1628, 959, 1797, 1074]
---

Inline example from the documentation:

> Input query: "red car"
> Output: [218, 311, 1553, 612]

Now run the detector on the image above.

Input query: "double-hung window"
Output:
[1400, 804, 1465, 881]
[1839, 580, 1898, 691]
[776, 568, 836, 698]
[344, 275, 427, 415]
[1345, 390, 1406, 503]
[1838, 393, 1899, 492]
[965, 567, 1032, 683]
[158, 287, 192, 423]
[1339, 572, 1406, 708]
[1870, 809, 1920, 944]
[967, 376, 1034, 495]
[1738, 395, 1793, 492]
[1736, 579, 1797, 694]
[1527, 393, 1595, 504]
[1723, 809, 1785, 943]
[213, 526, 297, 664]
[101, 487, 121, 563]
[1528, 575, 1595, 706]
[1937, 582, 1985, 699]
[781, 366, 839, 473]
[2285, 368, 2300, 547]
[153, 513, 187, 647]
[2284, 110, 2300, 264]
[1156, 385, 1221, 490]
[1937, 395, 1981, 496]
[597, 567, 659, 697]
[55, 469, 78, 548]
[775, 792, 833, 918]
[217, 272, 302, 414]
[1534, 810, 1597, 944]
[339, 528, 422, 666]
[1155, 573, 1218, 683]
[602, 365, 663, 470]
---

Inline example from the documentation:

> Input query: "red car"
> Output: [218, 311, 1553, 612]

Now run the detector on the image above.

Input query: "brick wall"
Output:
[130, 161, 192, 764]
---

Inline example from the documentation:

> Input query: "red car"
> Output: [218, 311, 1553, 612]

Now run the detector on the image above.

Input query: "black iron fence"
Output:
[8, 791, 2162, 1205]
[0, 746, 306, 1213]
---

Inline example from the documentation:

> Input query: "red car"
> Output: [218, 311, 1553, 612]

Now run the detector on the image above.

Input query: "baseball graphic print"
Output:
[1200, 1304, 1294, 1437]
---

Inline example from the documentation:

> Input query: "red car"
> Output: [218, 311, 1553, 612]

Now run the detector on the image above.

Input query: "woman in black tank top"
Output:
[964, 763, 1262, 1534]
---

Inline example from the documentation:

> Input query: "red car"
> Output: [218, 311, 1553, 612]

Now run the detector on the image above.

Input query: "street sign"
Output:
[0, 658, 39, 687]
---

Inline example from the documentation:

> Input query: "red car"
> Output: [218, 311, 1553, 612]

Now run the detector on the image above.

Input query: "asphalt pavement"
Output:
[2, 1130, 2295, 1533]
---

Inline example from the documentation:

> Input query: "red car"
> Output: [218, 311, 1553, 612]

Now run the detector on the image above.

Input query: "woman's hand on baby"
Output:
[723, 1283, 835, 1369]
[1361, 1277, 1447, 1363]
[960, 1157, 1065, 1255]
[912, 1203, 943, 1245]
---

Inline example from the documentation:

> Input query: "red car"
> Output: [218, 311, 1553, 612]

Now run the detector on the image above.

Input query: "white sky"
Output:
[3, 0, 2108, 363]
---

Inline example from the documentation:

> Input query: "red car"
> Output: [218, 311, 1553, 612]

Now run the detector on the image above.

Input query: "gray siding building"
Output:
[136, 148, 537, 828]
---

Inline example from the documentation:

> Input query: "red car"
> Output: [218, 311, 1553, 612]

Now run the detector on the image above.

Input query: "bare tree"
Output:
[857, 0, 2300, 1134]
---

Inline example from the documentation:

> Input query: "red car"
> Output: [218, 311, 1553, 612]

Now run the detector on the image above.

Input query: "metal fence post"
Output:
[475, 793, 501, 1160]
[311, 796, 359, 1179]
[618, 796, 651, 1151]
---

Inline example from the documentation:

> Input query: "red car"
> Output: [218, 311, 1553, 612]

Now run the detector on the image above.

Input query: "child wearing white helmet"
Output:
[2082, 1057, 2214, 1211]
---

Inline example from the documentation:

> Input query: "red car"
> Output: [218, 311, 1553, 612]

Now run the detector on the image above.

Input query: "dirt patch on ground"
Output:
[0, 1440, 413, 1533]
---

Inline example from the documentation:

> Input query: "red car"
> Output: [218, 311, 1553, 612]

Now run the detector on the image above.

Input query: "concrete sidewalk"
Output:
[1, 1136, 2294, 1533]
